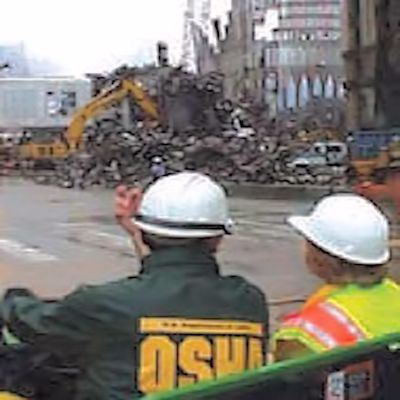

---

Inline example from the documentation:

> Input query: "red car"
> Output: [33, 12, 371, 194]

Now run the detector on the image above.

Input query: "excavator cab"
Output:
[18, 131, 70, 168]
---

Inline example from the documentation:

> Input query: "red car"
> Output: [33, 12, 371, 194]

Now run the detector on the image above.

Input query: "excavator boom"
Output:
[66, 79, 159, 150]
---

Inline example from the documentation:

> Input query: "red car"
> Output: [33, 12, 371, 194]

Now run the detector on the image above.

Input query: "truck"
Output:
[287, 141, 348, 170]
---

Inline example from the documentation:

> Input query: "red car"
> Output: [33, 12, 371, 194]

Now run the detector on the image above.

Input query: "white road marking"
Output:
[66, 227, 134, 256]
[0, 238, 58, 262]
[92, 231, 130, 247]
[58, 222, 97, 228]
[60, 222, 128, 246]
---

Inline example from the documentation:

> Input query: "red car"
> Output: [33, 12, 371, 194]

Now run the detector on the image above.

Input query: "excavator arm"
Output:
[65, 79, 159, 150]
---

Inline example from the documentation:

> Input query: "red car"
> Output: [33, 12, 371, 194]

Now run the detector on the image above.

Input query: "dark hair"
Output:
[142, 233, 203, 251]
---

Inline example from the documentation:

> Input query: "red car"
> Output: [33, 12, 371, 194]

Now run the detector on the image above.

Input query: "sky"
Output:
[1, 0, 232, 76]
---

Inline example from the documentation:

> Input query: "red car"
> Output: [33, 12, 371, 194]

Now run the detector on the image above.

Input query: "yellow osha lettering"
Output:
[139, 335, 265, 394]
[138, 319, 265, 395]
[248, 337, 264, 369]
[247, 338, 265, 369]
[178, 337, 213, 387]
[138, 336, 176, 394]
[215, 337, 246, 378]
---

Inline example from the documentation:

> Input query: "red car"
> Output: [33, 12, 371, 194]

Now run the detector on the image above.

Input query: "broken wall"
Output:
[345, 0, 400, 130]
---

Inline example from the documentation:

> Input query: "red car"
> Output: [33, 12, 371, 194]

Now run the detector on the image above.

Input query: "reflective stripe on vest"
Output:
[282, 300, 367, 350]
[274, 279, 400, 355]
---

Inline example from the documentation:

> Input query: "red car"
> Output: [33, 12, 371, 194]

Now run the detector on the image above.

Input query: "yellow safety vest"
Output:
[273, 279, 400, 354]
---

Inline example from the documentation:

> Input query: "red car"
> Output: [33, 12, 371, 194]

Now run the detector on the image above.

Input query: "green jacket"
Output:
[2, 245, 269, 399]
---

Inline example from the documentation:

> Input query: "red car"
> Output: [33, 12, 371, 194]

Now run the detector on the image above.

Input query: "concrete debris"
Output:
[26, 123, 348, 190]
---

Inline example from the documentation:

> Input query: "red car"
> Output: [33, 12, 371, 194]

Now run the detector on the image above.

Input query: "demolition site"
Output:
[1, 0, 400, 399]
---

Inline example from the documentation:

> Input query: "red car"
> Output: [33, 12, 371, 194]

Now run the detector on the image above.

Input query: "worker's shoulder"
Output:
[221, 274, 267, 303]
[64, 276, 141, 304]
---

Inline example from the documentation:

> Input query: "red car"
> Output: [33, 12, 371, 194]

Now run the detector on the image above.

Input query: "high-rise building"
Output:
[264, 0, 345, 111]
[277, 0, 342, 41]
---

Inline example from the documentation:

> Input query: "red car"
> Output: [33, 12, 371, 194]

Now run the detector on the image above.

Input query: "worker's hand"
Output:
[115, 185, 150, 259]
[115, 185, 142, 220]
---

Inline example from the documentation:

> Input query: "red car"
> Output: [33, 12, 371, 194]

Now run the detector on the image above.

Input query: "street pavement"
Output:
[1, 177, 399, 327]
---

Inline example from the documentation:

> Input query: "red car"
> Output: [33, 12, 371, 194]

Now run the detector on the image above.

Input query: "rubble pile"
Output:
[34, 117, 347, 190]
[44, 125, 273, 189]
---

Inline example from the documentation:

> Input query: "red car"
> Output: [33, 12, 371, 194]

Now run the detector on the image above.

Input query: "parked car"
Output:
[287, 141, 348, 169]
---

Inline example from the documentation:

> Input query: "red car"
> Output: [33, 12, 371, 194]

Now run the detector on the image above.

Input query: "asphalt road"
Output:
[1, 177, 399, 327]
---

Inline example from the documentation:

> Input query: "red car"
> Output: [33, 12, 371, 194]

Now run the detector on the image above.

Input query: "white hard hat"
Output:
[152, 156, 162, 163]
[288, 194, 390, 265]
[133, 172, 232, 238]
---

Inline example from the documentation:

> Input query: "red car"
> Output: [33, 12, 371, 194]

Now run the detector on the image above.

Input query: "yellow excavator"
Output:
[18, 79, 160, 165]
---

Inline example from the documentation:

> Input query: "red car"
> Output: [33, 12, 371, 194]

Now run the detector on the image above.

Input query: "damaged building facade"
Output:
[196, 0, 270, 102]
[264, 0, 345, 113]
[344, 0, 400, 130]
[197, 0, 345, 114]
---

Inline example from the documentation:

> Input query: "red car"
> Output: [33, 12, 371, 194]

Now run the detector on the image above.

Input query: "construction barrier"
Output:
[147, 333, 400, 400]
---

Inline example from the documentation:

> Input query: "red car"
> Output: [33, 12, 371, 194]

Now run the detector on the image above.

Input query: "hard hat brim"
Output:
[288, 216, 391, 265]
[132, 218, 228, 238]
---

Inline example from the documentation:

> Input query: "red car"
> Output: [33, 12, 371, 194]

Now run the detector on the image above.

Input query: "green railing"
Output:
[147, 333, 400, 399]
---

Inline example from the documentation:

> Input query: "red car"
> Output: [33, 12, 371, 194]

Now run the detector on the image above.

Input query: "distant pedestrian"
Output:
[150, 156, 166, 181]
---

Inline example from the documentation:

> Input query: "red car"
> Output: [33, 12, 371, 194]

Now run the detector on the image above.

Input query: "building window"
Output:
[59, 91, 77, 115]
[46, 92, 60, 117]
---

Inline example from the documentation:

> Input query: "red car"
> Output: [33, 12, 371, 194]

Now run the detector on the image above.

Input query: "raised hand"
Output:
[114, 185, 150, 259]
